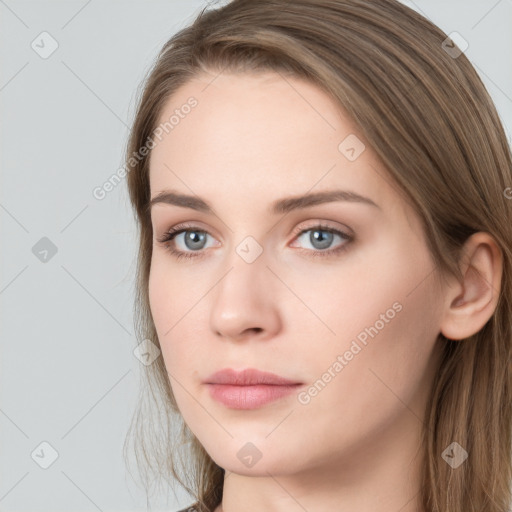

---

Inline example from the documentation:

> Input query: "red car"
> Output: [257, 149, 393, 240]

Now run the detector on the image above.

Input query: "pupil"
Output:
[312, 230, 332, 249]
[187, 231, 205, 249]
[183, 229, 334, 251]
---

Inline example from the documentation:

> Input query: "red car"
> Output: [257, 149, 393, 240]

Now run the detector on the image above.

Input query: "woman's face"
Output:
[148, 70, 445, 477]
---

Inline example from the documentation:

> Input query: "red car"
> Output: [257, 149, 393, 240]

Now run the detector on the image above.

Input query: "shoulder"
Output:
[175, 506, 198, 512]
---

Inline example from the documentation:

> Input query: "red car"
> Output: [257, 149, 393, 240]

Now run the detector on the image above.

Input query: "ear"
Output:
[440, 232, 503, 340]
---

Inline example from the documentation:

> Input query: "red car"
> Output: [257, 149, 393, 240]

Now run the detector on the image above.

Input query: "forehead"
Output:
[148, 71, 397, 215]
[153, 71, 346, 158]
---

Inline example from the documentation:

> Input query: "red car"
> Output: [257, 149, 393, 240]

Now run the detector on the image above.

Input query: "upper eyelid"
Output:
[157, 222, 352, 249]
[160, 220, 351, 238]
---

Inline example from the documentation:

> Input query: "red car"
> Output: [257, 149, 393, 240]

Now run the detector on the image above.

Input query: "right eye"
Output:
[157, 225, 217, 260]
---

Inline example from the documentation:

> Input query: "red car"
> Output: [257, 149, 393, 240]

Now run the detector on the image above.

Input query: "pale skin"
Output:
[147, 70, 502, 512]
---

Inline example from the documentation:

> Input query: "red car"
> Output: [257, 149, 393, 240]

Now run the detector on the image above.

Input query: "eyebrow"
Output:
[148, 189, 380, 215]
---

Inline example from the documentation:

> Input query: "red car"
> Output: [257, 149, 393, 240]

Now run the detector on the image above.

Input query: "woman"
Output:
[123, 1, 512, 511]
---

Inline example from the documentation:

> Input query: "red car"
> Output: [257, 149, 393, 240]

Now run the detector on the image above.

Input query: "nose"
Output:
[209, 258, 281, 342]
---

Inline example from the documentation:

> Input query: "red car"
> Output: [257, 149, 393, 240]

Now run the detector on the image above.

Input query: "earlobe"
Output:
[440, 232, 503, 341]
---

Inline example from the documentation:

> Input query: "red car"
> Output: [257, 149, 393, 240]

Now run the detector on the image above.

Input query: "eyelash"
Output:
[156, 222, 353, 261]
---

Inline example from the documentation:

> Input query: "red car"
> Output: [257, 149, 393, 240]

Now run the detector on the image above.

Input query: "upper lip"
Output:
[203, 368, 302, 386]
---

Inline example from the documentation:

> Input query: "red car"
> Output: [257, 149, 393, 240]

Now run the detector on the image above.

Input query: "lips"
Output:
[203, 368, 302, 386]
[203, 368, 303, 409]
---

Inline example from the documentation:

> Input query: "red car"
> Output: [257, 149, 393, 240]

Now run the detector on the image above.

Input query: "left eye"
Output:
[156, 224, 353, 260]
[291, 226, 350, 252]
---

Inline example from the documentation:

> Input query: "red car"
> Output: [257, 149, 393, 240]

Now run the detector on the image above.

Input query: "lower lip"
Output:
[206, 383, 302, 409]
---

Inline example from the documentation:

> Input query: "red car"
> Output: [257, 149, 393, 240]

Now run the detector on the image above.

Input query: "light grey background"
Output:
[1, 1, 511, 511]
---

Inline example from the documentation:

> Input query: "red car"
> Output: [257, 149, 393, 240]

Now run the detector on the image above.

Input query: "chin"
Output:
[202, 436, 305, 477]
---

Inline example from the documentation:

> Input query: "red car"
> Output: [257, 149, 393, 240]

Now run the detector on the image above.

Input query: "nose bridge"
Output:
[218, 226, 269, 290]
[215, 241, 268, 313]
[209, 241, 280, 340]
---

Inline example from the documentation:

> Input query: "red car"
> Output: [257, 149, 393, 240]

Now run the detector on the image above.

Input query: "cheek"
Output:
[148, 258, 170, 333]
[299, 242, 442, 427]
[148, 256, 207, 377]
[277, 236, 425, 345]
[148, 254, 198, 331]
[148, 258, 183, 371]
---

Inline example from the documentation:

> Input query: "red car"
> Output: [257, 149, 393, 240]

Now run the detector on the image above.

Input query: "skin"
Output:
[147, 70, 502, 512]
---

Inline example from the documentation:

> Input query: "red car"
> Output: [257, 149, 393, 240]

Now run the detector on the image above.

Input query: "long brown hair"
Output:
[122, 1, 512, 510]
